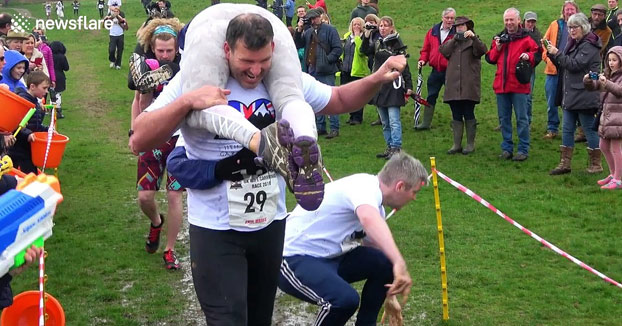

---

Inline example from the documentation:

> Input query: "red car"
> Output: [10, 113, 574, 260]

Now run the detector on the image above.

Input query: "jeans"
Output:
[108, 34, 124, 67]
[527, 70, 536, 125]
[561, 109, 599, 148]
[377, 106, 402, 148]
[545, 74, 560, 132]
[279, 246, 393, 326]
[312, 72, 339, 132]
[426, 68, 446, 107]
[496, 93, 530, 155]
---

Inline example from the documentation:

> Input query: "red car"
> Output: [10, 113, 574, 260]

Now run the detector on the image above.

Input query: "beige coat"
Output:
[439, 35, 487, 103]
[585, 69, 622, 139]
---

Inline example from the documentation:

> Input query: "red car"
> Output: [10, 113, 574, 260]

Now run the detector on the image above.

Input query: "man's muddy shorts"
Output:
[137, 136, 183, 191]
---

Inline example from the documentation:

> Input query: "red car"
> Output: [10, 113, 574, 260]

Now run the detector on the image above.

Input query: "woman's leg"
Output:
[377, 106, 391, 147]
[387, 106, 402, 149]
[561, 109, 578, 148]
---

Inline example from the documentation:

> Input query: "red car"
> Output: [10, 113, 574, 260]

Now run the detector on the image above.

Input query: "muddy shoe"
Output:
[256, 119, 295, 184]
[291, 136, 324, 211]
[136, 64, 174, 94]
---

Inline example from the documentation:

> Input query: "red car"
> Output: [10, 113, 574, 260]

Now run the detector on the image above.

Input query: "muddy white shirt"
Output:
[145, 73, 331, 231]
[283, 173, 386, 258]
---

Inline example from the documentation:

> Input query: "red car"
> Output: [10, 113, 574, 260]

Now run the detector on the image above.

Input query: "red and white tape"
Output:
[39, 246, 45, 326]
[435, 169, 622, 289]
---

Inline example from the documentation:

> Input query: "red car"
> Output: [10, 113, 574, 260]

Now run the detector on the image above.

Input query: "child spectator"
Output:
[8, 71, 50, 174]
[0, 50, 28, 92]
[50, 41, 68, 119]
[585, 45, 622, 189]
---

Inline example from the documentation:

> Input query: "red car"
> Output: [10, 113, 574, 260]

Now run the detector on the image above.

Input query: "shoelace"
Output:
[147, 226, 161, 242]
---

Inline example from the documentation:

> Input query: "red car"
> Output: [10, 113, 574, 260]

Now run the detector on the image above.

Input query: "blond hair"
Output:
[136, 18, 184, 53]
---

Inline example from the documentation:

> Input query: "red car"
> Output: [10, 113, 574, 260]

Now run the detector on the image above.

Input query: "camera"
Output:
[364, 22, 377, 30]
[497, 33, 511, 44]
[454, 31, 465, 41]
[383, 33, 409, 58]
[589, 71, 599, 80]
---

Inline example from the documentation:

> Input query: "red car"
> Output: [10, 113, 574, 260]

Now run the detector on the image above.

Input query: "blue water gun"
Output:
[0, 173, 63, 277]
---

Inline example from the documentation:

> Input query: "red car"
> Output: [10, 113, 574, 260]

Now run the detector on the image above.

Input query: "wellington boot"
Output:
[462, 119, 477, 154]
[586, 148, 603, 174]
[550, 146, 573, 175]
[447, 121, 463, 154]
[414, 104, 435, 130]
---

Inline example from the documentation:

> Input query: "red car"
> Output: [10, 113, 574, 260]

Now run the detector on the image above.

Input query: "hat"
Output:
[305, 8, 322, 19]
[5, 30, 28, 40]
[453, 16, 474, 30]
[591, 4, 607, 13]
[524, 11, 537, 22]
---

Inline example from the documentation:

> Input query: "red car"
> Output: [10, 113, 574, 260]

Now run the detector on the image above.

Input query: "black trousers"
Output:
[448, 100, 476, 121]
[340, 71, 364, 122]
[108, 34, 124, 67]
[189, 219, 285, 326]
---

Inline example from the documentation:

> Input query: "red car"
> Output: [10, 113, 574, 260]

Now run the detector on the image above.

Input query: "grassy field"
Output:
[3, 0, 622, 325]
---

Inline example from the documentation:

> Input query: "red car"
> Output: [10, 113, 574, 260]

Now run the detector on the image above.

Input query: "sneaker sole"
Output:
[291, 136, 324, 211]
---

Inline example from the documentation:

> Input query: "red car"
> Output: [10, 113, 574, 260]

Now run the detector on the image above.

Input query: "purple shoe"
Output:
[291, 136, 324, 211]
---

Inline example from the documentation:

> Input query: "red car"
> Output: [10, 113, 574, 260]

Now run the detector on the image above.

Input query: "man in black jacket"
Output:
[294, 8, 343, 138]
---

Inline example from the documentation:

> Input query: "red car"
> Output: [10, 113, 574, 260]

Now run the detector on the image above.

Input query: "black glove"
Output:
[215, 148, 267, 182]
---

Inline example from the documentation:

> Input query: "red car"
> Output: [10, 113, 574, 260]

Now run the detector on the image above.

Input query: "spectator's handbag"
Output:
[515, 59, 532, 84]
[314, 32, 342, 72]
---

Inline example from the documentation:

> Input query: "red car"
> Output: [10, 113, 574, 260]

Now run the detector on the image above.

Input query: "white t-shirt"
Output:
[145, 73, 332, 232]
[108, 11, 125, 37]
[283, 174, 386, 258]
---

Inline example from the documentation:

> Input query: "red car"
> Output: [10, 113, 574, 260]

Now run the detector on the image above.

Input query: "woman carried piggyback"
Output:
[584, 45, 622, 189]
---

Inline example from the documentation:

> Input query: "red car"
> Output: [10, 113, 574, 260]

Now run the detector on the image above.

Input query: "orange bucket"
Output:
[30, 132, 69, 168]
[0, 86, 35, 133]
[1, 290, 66, 326]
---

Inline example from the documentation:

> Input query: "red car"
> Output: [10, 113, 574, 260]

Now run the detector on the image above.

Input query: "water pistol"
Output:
[12, 108, 36, 137]
[0, 173, 63, 277]
[0, 155, 26, 178]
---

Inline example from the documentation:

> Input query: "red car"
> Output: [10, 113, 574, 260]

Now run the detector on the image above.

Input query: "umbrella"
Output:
[413, 67, 424, 126]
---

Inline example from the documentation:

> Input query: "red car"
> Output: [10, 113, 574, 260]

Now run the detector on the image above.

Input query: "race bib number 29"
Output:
[227, 172, 280, 228]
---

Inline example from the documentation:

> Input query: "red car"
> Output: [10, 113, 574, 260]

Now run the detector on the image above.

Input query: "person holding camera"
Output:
[362, 16, 413, 159]
[544, 12, 603, 175]
[104, 6, 128, 70]
[415, 8, 456, 131]
[295, 7, 343, 138]
[486, 7, 539, 162]
[542, 1, 579, 140]
[341, 17, 370, 125]
[439, 16, 487, 155]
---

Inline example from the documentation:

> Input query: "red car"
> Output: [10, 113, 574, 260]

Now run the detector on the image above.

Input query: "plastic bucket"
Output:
[1, 290, 66, 326]
[30, 132, 69, 168]
[0, 87, 35, 133]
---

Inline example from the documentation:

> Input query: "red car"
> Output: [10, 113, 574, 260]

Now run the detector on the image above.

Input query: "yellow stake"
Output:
[430, 157, 449, 320]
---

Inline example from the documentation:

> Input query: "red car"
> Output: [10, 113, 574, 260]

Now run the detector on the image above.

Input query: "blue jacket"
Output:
[166, 146, 220, 189]
[283, 0, 295, 18]
[295, 23, 343, 75]
[0, 50, 28, 92]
